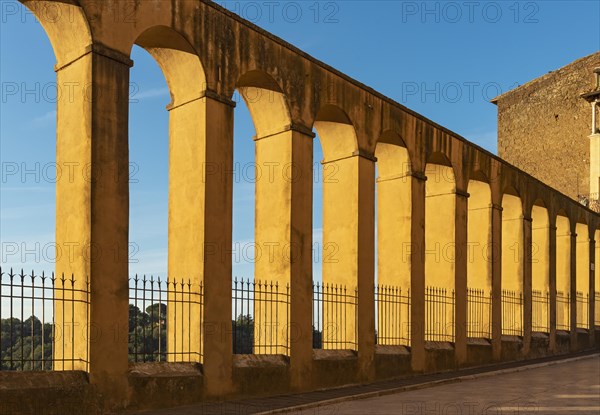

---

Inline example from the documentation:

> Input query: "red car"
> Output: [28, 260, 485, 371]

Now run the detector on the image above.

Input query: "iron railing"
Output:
[556, 290, 571, 331]
[0, 268, 89, 371]
[501, 289, 523, 336]
[595, 292, 600, 327]
[576, 291, 589, 329]
[467, 288, 492, 339]
[128, 275, 203, 363]
[532, 290, 550, 333]
[232, 279, 290, 355]
[313, 282, 358, 350]
[425, 286, 455, 342]
[375, 285, 410, 346]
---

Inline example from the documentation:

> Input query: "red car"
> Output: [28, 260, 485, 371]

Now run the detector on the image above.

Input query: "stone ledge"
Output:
[313, 349, 358, 361]
[0, 370, 88, 390]
[129, 362, 203, 378]
[425, 341, 455, 351]
[501, 335, 523, 344]
[467, 338, 492, 346]
[234, 354, 290, 368]
[375, 345, 410, 355]
[532, 332, 550, 340]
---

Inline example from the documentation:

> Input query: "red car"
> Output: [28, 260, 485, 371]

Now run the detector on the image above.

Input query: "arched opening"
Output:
[425, 153, 456, 342]
[501, 187, 523, 336]
[0, 1, 71, 372]
[466, 175, 492, 339]
[575, 222, 589, 329]
[374, 133, 411, 346]
[556, 213, 571, 331]
[233, 70, 294, 356]
[531, 201, 550, 333]
[128, 26, 207, 364]
[313, 105, 363, 351]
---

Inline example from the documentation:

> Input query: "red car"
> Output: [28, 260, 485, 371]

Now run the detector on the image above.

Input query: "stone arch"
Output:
[466, 173, 492, 338]
[232, 70, 297, 355]
[134, 25, 207, 108]
[236, 70, 292, 138]
[531, 199, 550, 333]
[313, 105, 365, 350]
[20, 0, 92, 66]
[424, 151, 456, 342]
[501, 186, 523, 336]
[374, 132, 411, 346]
[314, 105, 359, 162]
[130, 26, 209, 364]
[17, 0, 94, 372]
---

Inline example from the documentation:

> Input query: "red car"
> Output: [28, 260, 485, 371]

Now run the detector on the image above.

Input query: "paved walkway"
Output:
[283, 355, 600, 415]
[133, 352, 599, 415]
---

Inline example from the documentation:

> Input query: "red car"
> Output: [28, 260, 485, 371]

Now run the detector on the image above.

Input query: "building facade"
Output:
[493, 52, 600, 205]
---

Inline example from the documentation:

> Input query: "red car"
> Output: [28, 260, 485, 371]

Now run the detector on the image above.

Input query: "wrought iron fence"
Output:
[0, 268, 89, 371]
[467, 288, 491, 339]
[232, 279, 290, 355]
[532, 290, 550, 333]
[313, 282, 358, 350]
[375, 285, 410, 346]
[575, 291, 589, 329]
[501, 289, 523, 336]
[556, 290, 571, 331]
[425, 286, 454, 342]
[128, 275, 203, 363]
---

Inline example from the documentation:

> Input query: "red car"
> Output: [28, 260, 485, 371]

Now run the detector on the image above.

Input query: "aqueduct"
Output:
[2, 0, 600, 411]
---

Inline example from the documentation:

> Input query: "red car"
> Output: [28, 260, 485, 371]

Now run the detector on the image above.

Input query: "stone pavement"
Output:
[131, 352, 599, 415]
[283, 355, 600, 415]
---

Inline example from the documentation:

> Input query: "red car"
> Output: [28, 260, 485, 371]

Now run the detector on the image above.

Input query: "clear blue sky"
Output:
[1, 1, 599, 280]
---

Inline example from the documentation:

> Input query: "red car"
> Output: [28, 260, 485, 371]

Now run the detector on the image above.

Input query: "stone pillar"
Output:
[254, 125, 314, 390]
[410, 173, 426, 371]
[570, 231, 578, 350]
[322, 152, 375, 381]
[454, 190, 469, 365]
[548, 225, 557, 352]
[522, 215, 533, 355]
[491, 204, 503, 360]
[168, 91, 235, 397]
[54, 44, 132, 406]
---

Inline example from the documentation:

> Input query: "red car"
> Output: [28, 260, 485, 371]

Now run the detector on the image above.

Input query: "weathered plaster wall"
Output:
[495, 52, 600, 199]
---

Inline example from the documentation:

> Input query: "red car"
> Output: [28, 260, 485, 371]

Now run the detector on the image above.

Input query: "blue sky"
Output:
[1, 0, 599, 280]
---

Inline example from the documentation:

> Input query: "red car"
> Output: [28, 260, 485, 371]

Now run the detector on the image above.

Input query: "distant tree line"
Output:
[2, 304, 325, 369]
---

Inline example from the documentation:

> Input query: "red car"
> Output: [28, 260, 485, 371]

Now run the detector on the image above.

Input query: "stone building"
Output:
[493, 52, 600, 207]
